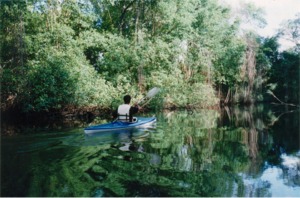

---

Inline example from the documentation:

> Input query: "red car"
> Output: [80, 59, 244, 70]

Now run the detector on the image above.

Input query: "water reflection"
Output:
[62, 127, 153, 147]
[240, 152, 300, 197]
[220, 105, 300, 197]
[1, 105, 299, 197]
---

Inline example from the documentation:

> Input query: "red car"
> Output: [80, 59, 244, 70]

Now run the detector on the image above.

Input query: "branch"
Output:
[268, 109, 297, 127]
[118, 0, 136, 33]
[267, 90, 299, 107]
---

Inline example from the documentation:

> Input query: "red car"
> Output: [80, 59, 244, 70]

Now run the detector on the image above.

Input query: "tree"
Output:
[268, 50, 299, 103]
[2, 0, 266, 112]
[278, 13, 300, 52]
[1, 0, 117, 112]
[255, 37, 279, 102]
[266, 14, 300, 104]
[0, 0, 28, 110]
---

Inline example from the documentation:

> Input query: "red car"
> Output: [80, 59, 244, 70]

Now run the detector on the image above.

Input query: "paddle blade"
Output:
[146, 87, 160, 98]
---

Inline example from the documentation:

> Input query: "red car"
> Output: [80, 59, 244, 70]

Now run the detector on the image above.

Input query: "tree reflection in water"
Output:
[1, 104, 299, 197]
[219, 104, 300, 196]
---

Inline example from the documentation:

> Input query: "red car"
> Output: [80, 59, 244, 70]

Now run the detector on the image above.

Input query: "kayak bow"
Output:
[84, 117, 156, 134]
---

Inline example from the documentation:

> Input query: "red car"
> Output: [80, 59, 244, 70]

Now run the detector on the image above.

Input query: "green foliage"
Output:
[253, 37, 278, 102]
[0, 0, 27, 109]
[4, 0, 297, 112]
[268, 50, 300, 103]
[1, 0, 118, 112]
[266, 13, 300, 103]
[24, 55, 75, 111]
[252, 35, 300, 104]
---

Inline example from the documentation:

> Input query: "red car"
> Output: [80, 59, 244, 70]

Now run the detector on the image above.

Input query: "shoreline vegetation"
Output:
[1, 0, 299, 131]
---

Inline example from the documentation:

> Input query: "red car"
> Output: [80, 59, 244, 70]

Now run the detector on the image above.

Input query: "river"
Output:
[1, 104, 299, 197]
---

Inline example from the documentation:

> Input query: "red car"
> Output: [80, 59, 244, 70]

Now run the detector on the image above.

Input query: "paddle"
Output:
[137, 87, 160, 107]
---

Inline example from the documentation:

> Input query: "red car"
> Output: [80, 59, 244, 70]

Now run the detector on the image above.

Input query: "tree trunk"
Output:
[225, 88, 231, 104]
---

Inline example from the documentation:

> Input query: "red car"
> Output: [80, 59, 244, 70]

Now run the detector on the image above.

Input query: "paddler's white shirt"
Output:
[117, 104, 131, 119]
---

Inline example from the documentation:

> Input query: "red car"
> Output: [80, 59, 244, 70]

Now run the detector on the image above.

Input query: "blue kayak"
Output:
[84, 117, 156, 134]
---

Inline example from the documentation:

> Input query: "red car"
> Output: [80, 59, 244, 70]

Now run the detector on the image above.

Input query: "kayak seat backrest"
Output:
[117, 114, 138, 123]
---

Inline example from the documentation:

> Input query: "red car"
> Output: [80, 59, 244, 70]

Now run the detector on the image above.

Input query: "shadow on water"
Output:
[1, 104, 299, 197]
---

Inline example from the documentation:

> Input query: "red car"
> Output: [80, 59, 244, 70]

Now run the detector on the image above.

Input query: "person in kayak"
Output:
[112, 95, 141, 122]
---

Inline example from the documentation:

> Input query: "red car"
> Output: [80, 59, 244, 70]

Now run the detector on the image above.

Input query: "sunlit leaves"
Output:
[4, 0, 293, 111]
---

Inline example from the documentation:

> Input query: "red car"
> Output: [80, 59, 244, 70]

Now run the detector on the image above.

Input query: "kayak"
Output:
[84, 117, 156, 134]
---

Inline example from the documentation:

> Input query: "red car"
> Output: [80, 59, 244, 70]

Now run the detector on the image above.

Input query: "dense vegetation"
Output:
[1, 0, 299, 114]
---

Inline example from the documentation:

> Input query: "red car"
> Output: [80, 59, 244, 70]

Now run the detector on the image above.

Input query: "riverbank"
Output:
[1, 105, 110, 136]
[3, 102, 297, 136]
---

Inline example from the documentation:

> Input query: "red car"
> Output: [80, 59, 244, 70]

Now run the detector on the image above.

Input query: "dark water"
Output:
[1, 105, 300, 197]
